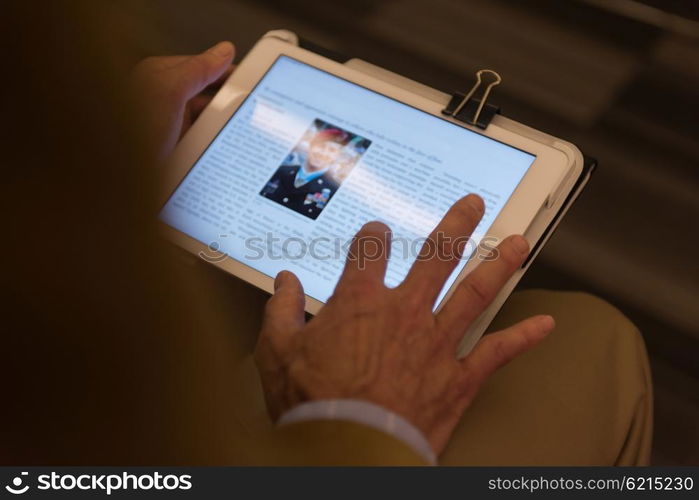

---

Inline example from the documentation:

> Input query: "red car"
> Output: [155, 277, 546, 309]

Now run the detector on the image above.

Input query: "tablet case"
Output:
[264, 30, 596, 356]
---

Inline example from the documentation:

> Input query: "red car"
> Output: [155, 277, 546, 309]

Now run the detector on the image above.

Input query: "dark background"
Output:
[110, 0, 698, 464]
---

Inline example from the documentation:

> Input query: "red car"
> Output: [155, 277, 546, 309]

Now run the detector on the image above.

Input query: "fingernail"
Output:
[539, 315, 555, 332]
[511, 235, 529, 254]
[210, 41, 234, 58]
[274, 271, 288, 291]
[466, 194, 485, 214]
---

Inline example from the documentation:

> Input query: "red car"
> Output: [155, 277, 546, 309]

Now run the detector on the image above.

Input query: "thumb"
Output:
[172, 41, 235, 102]
[261, 271, 306, 346]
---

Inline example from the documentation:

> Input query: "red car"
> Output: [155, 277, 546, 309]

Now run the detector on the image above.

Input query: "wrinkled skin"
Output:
[256, 195, 554, 455]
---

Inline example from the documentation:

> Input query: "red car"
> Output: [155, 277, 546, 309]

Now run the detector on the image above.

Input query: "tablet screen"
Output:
[160, 56, 535, 305]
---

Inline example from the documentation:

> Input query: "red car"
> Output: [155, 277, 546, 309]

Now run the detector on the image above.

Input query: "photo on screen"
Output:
[259, 118, 371, 220]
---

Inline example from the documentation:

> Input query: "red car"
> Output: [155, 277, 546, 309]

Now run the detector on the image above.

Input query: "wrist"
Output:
[278, 399, 437, 464]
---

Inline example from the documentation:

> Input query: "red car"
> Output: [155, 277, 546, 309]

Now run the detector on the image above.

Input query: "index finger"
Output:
[334, 221, 392, 294]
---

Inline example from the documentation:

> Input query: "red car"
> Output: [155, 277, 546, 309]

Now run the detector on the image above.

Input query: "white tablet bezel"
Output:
[159, 35, 574, 315]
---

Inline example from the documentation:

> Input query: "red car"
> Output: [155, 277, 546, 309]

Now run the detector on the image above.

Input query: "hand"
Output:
[255, 194, 555, 455]
[130, 41, 235, 162]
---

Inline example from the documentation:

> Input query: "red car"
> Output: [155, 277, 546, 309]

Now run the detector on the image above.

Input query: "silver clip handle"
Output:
[451, 69, 502, 126]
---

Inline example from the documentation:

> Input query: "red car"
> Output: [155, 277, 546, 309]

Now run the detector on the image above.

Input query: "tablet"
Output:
[158, 34, 576, 320]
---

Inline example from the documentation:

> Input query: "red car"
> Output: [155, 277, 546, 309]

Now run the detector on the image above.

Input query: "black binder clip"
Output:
[442, 69, 502, 129]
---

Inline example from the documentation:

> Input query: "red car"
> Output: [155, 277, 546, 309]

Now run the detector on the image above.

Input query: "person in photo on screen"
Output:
[260, 119, 371, 220]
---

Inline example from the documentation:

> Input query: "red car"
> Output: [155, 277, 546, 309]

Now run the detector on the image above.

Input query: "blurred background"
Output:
[110, 0, 698, 464]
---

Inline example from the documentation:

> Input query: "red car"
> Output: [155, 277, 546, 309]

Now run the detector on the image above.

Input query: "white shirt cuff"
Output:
[277, 399, 436, 465]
